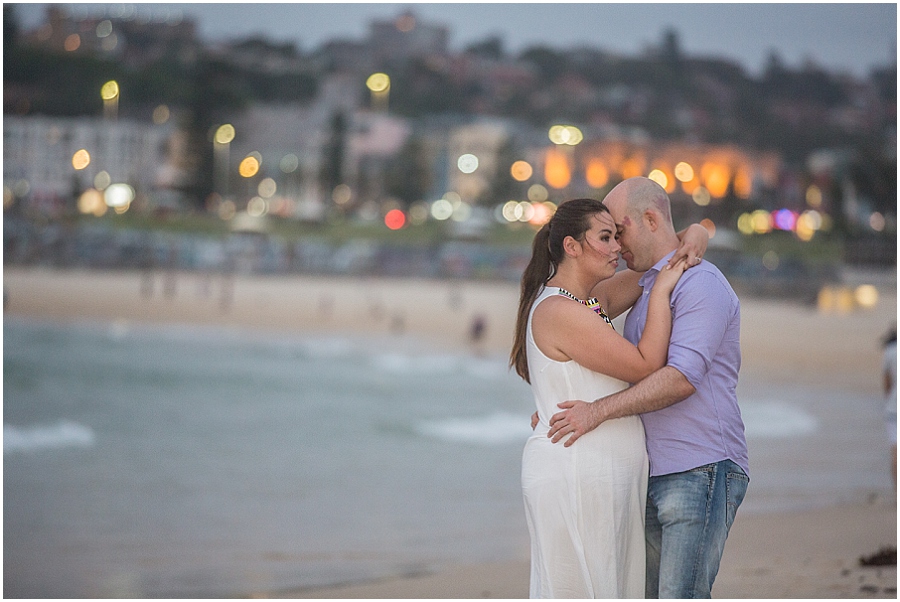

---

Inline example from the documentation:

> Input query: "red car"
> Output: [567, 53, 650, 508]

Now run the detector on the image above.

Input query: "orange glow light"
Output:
[806, 185, 823, 208]
[544, 148, 572, 189]
[239, 156, 260, 178]
[78, 189, 106, 216]
[72, 149, 91, 170]
[585, 159, 609, 189]
[701, 162, 730, 198]
[621, 157, 644, 179]
[733, 166, 752, 199]
[510, 160, 533, 182]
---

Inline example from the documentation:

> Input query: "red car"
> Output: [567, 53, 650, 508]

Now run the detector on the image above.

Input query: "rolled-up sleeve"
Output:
[666, 271, 736, 389]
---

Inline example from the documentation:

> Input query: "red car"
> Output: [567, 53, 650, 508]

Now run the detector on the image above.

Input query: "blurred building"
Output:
[227, 73, 411, 219]
[208, 38, 310, 76]
[369, 10, 449, 64]
[24, 5, 200, 67]
[4, 115, 177, 215]
[315, 9, 449, 75]
[6, 3, 892, 251]
[447, 54, 538, 115]
[447, 119, 513, 203]
[346, 111, 412, 199]
[228, 103, 327, 220]
[316, 40, 373, 73]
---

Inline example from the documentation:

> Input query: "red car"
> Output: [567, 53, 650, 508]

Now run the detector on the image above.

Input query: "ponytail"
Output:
[510, 223, 555, 383]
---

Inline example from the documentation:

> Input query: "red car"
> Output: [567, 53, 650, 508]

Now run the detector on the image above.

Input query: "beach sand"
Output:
[4, 266, 897, 598]
[269, 500, 896, 599]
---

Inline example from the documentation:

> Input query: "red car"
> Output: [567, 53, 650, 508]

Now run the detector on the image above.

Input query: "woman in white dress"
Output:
[510, 198, 703, 598]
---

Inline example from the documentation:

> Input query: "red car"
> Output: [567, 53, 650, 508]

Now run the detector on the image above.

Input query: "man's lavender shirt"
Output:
[623, 251, 749, 478]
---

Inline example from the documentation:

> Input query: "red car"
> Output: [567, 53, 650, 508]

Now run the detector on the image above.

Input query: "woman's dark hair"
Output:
[510, 198, 609, 383]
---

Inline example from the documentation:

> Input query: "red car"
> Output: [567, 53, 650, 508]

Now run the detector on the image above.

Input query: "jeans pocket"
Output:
[725, 469, 748, 529]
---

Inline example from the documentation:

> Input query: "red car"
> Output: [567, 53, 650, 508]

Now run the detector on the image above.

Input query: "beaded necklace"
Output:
[556, 287, 614, 327]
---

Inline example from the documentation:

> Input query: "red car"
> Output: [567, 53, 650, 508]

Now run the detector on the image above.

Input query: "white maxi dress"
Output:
[522, 286, 649, 598]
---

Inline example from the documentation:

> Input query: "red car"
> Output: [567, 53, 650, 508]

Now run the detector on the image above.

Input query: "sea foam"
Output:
[417, 411, 533, 445]
[4, 421, 96, 453]
[416, 400, 818, 447]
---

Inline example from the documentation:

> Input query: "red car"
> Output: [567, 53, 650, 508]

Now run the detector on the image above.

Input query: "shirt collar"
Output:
[638, 250, 678, 288]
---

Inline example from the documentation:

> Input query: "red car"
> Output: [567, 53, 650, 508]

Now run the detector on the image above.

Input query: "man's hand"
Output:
[531, 411, 539, 430]
[547, 400, 603, 447]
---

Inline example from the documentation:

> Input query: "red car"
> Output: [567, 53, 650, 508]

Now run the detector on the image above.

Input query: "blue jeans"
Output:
[645, 460, 749, 598]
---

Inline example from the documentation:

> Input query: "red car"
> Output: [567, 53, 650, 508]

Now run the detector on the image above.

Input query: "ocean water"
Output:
[4, 317, 892, 597]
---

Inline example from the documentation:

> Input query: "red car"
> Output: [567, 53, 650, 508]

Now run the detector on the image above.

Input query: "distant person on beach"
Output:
[546, 177, 749, 598]
[882, 327, 897, 486]
[469, 313, 487, 352]
[511, 197, 708, 597]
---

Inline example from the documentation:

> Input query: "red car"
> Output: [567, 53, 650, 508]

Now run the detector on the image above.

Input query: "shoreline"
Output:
[4, 266, 896, 388]
[4, 266, 897, 598]
[3, 267, 523, 356]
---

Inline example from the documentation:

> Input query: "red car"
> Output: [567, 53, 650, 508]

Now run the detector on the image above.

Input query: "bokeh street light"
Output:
[77, 188, 106, 216]
[215, 124, 235, 145]
[366, 72, 391, 112]
[239, 153, 262, 205]
[94, 171, 111, 190]
[239, 154, 260, 178]
[528, 184, 549, 202]
[548, 125, 583, 146]
[692, 186, 712, 207]
[457, 153, 479, 174]
[72, 149, 91, 170]
[101, 80, 119, 120]
[648, 169, 669, 191]
[674, 161, 695, 182]
[214, 124, 235, 198]
[104, 182, 134, 214]
[384, 208, 406, 230]
[510, 160, 533, 182]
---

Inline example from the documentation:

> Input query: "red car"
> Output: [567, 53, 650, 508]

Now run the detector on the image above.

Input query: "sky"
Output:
[11, 3, 898, 77]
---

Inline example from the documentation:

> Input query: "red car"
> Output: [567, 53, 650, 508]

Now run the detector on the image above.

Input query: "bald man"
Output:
[547, 177, 748, 599]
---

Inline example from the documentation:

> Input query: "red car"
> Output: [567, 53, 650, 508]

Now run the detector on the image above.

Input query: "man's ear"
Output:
[644, 210, 659, 232]
[562, 235, 582, 257]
